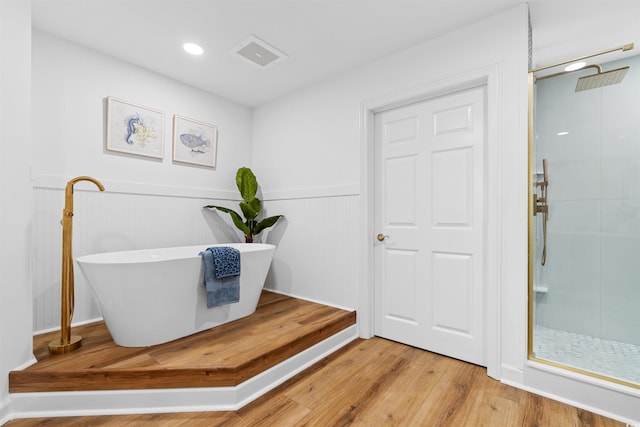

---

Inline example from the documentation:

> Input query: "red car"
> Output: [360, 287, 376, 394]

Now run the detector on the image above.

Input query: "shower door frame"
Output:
[527, 43, 639, 390]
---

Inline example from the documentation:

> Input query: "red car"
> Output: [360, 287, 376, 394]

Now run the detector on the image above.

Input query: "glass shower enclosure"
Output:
[529, 47, 640, 388]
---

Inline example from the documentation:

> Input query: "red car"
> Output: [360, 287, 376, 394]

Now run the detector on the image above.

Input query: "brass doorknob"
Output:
[377, 233, 388, 242]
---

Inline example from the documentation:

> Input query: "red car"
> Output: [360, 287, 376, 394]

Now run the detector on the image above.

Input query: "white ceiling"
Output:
[31, 1, 639, 107]
[31, 0, 535, 107]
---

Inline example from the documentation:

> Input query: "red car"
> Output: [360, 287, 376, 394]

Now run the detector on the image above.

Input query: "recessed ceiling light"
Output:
[565, 61, 586, 72]
[557, 131, 569, 136]
[183, 43, 204, 56]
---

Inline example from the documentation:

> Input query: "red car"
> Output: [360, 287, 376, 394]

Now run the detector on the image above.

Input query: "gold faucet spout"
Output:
[68, 176, 105, 192]
[49, 176, 105, 355]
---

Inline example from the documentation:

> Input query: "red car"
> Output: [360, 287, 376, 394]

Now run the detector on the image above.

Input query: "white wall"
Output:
[31, 30, 254, 330]
[529, 1, 640, 69]
[32, 30, 252, 192]
[0, 0, 33, 419]
[253, 3, 640, 423]
[253, 6, 529, 346]
[261, 195, 360, 309]
[1, 1, 639, 424]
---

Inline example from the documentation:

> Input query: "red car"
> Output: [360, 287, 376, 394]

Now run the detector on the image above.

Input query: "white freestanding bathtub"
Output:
[76, 243, 275, 347]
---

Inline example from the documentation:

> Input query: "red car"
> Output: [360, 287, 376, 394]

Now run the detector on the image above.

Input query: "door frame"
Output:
[358, 65, 501, 379]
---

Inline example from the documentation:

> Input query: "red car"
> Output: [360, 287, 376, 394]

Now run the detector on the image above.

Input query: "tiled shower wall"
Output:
[534, 55, 640, 346]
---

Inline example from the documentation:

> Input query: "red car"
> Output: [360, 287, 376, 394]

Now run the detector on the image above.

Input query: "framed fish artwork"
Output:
[105, 97, 164, 159]
[172, 115, 218, 167]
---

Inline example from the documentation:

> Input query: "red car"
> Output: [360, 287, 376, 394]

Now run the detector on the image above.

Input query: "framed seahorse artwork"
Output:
[172, 115, 218, 168]
[106, 96, 164, 159]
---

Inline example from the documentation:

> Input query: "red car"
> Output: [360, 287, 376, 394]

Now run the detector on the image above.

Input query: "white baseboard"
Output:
[500, 361, 640, 425]
[0, 395, 12, 426]
[8, 325, 358, 420]
[263, 287, 355, 312]
[33, 317, 104, 336]
[11, 356, 38, 372]
[499, 363, 524, 385]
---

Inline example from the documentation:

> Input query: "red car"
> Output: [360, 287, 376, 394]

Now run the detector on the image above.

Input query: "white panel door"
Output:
[374, 86, 486, 366]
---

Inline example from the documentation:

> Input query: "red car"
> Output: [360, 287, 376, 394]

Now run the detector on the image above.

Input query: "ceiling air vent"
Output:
[232, 35, 287, 68]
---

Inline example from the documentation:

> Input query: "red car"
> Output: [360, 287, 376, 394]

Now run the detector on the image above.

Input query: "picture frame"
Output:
[172, 115, 218, 167]
[106, 96, 164, 159]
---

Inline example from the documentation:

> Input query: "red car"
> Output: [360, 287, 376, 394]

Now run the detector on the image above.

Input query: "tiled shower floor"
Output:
[533, 325, 640, 386]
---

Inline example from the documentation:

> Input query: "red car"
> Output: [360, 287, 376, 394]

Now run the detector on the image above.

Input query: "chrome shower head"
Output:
[575, 65, 630, 92]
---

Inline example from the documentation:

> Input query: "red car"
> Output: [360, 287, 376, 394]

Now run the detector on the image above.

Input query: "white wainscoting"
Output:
[32, 179, 360, 331]
[32, 185, 240, 332]
[262, 193, 360, 311]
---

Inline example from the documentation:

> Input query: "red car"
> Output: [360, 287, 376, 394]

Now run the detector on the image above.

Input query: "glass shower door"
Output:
[529, 53, 640, 388]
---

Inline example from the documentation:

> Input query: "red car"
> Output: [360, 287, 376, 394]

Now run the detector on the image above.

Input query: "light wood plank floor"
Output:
[10, 291, 356, 392]
[8, 337, 624, 426]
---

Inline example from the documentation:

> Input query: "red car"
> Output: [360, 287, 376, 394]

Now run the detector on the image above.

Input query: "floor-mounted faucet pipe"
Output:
[48, 176, 105, 355]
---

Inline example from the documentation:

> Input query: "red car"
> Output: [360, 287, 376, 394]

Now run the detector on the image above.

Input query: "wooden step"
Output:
[9, 291, 356, 393]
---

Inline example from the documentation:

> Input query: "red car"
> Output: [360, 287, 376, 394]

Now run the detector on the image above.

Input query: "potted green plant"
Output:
[204, 167, 282, 243]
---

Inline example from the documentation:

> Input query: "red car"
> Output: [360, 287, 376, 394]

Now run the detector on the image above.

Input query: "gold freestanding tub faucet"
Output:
[48, 176, 105, 355]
